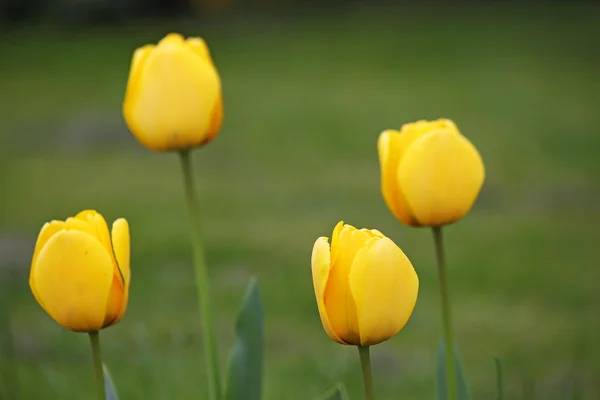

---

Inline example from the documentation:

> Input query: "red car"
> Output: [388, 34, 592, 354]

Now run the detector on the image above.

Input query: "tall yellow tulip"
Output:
[122, 32, 224, 399]
[29, 210, 130, 332]
[378, 119, 485, 227]
[123, 33, 223, 152]
[311, 221, 419, 346]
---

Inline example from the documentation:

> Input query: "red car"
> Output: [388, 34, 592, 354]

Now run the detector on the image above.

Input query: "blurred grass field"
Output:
[1, 4, 600, 399]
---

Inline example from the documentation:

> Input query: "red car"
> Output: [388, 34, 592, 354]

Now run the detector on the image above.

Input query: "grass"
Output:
[1, 4, 600, 399]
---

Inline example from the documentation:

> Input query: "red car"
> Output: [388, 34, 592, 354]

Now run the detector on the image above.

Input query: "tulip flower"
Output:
[311, 221, 419, 346]
[123, 33, 223, 152]
[123, 33, 224, 399]
[378, 118, 484, 400]
[312, 221, 418, 400]
[29, 210, 130, 332]
[378, 119, 485, 227]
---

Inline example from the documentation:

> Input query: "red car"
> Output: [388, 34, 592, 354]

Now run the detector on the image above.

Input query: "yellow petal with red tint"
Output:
[203, 94, 223, 146]
[349, 237, 419, 346]
[102, 274, 124, 327]
[33, 230, 114, 332]
[311, 237, 343, 344]
[398, 129, 485, 227]
[324, 225, 371, 345]
[123, 35, 221, 151]
[30, 221, 66, 310]
[112, 218, 130, 321]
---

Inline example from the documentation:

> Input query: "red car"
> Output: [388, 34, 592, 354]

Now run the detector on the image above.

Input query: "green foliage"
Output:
[494, 357, 503, 400]
[102, 364, 119, 400]
[224, 279, 264, 400]
[436, 341, 469, 400]
[315, 383, 349, 400]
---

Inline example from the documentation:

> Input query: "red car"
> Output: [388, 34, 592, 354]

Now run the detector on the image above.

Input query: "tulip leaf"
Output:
[314, 383, 350, 400]
[102, 363, 119, 400]
[224, 278, 264, 400]
[494, 357, 503, 400]
[436, 340, 469, 400]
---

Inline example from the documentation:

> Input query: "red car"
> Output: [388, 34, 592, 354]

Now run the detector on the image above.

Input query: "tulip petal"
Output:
[103, 274, 125, 327]
[76, 210, 125, 281]
[203, 94, 223, 146]
[123, 44, 155, 133]
[76, 211, 112, 253]
[127, 45, 155, 90]
[378, 130, 419, 226]
[160, 33, 185, 44]
[398, 129, 485, 226]
[324, 226, 371, 345]
[75, 210, 95, 220]
[369, 229, 384, 237]
[123, 35, 221, 151]
[30, 221, 66, 311]
[111, 218, 130, 322]
[311, 237, 344, 344]
[186, 37, 213, 63]
[111, 219, 130, 285]
[65, 217, 97, 238]
[33, 230, 114, 332]
[329, 221, 344, 269]
[400, 119, 457, 136]
[349, 237, 419, 346]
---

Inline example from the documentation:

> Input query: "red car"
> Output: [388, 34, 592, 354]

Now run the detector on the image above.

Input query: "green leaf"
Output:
[224, 278, 264, 400]
[102, 363, 119, 400]
[494, 357, 503, 400]
[436, 341, 469, 400]
[314, 383, 350, 400]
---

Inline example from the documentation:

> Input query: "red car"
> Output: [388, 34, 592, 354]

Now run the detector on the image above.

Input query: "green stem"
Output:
[432, 227, 456, 400]
[179, 150, 222, 400]
[88, 331, 106, 400]
[358, 346, 375, 400]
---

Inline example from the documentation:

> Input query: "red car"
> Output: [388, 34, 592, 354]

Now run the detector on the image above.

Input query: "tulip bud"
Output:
[123, 33, 223, 152]
[311, 221, 419, 346]
[378, 119, 485, 227]
[29, 210, 130, 332]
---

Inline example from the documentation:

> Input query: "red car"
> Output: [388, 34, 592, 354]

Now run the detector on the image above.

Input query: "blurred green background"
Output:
[1, 1, 599, 399]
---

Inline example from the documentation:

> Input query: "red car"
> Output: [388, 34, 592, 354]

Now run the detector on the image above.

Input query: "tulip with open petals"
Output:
[311, 221, 419, 346]
[378, 119, 485, 227]
[29, 210, 131, 332]
[123, 33, 223, 152]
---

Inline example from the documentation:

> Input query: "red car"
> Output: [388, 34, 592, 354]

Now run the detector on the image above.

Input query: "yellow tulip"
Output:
[29, 210, 131, 332]
[123, 33, 223, 152]
[311, 221, 419, 346]
[378, 119, 485, 227]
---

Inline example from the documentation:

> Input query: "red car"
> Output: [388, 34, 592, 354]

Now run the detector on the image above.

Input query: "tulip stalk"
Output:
[358, 346, 374, 400]
[179, 150, 222, 400]
[88, 331, 106, 400]
[432, 227, 456, 400]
